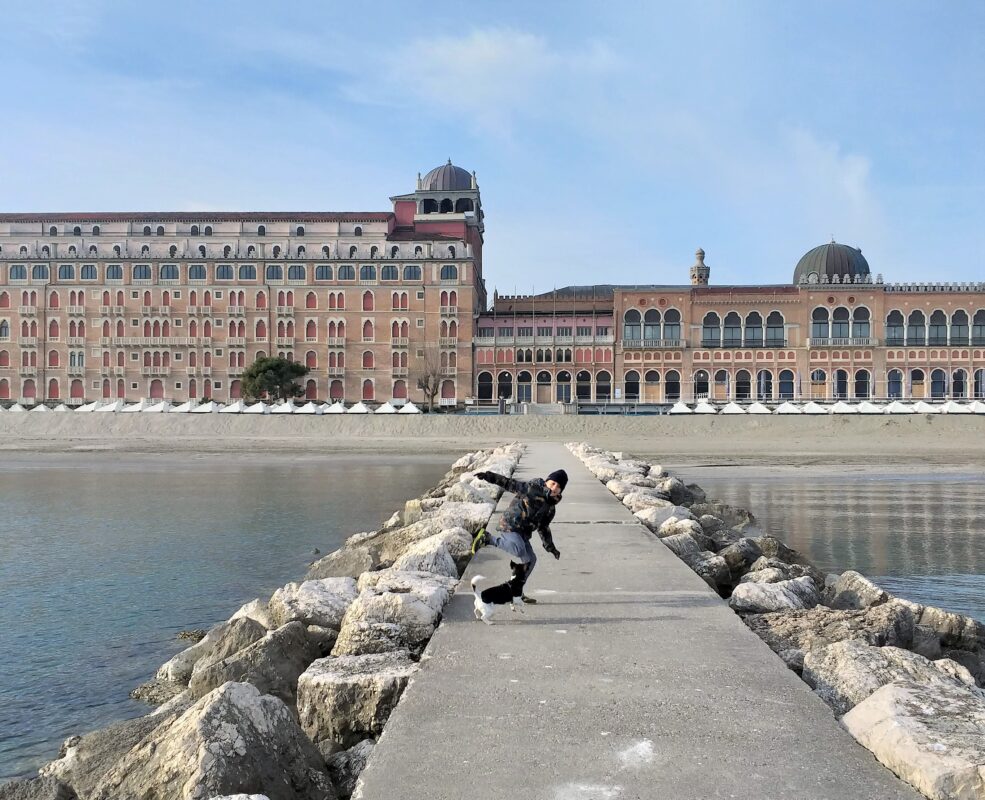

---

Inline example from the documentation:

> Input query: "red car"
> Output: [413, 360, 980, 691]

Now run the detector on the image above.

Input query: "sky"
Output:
[1, 0, 983, 292]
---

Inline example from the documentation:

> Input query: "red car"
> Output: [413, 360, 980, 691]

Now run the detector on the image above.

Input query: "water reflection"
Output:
[678, 468, 985, 623]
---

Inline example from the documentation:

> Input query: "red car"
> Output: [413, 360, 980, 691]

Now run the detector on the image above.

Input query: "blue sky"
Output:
[1, 1, 982, 291]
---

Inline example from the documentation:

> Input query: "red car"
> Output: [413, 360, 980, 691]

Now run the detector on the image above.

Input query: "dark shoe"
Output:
[521, 594, 538, 604]
[470, 527, 489, 555]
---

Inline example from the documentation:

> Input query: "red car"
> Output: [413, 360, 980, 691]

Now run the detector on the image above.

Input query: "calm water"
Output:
[676, 465, 985, 624]
[0, 453, 450, 781]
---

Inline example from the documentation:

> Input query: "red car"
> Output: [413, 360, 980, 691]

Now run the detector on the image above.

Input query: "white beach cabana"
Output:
[720, 402, 746, 415]
[323, 401, 347, 414]
[941, 400, 972, 414]
[141, 401, 171, 413]
[169, 400, 197, 413]
[801, 401, 828, 415]
[270, 401, 295, 414]
[52, 404, 70, 412]
[775, 401, 802, 414]
[75, 400, 102, 413]
[669, 401, 693, 415]
[346, 401, 371, 414]
[191, 401, 220, 413]
[397, 402, 421, 414]
[747, 402, 773, 415]
[968, 400, 985, 414]
[857, 401, 885, 414]
[912, 401, 941, 414]
[694, 401, 718, 414]
[8, 403, 26, 412]
[96, 399, 125, 412]
[32, 403, 51, 413]
[374, 402, 398, 414]
[243, 402, 269, 414]
[120, 400, 149, 413]
[295, 401, 322, 415]
[219, 400, 247, 414]
[831, 401, 859, 414]
[885, 400, 915, 414]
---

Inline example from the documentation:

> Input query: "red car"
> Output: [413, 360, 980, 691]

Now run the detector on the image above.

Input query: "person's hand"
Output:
[549, 547, 561, 560]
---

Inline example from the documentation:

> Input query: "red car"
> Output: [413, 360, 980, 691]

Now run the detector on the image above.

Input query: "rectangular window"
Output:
[131, 382, 138, 389]
[131, 319, 139, 327]
[214, 291, 223, 299]
[417, 319, 424, 327]
[131, 352, 139, 360]
[91, 381, 100, 390]
[214, 381, 222, 389]
[175, 381, 182, 389]
[417, 349, 424, 358]
[498, 327, 514, 336]
[517, 326, 533, 337]
[175, 319, 183, 327]
[537, 326, 552, 336]
[416, 290, 425, 299]
[556, 326, 572, 337]
[215, 348, 223, 356]
[478, 327, 494, 337]
[596, 326, 609, 336]
[576, 326, 592, 336]
[131, 291, 139, 299]
[175, 352, 183, 361]
[173, 290, 181, 299]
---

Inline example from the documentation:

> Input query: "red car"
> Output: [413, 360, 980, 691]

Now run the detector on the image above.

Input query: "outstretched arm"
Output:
[538, 524, 561, 559]
[474, 471, 527, 496]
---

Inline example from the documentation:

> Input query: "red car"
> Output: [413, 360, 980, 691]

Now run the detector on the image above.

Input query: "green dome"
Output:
[794, 242, 870, 284]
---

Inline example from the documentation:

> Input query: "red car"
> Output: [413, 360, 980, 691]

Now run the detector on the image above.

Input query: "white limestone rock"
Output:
[268, 578, 359, 631]
[746, 556, 826, 589]
[715, 538, 763, 578]
[305, 547, 378, 581]
[823, 570, 891, 610]
[429, 500, 495, 533]
[740, 567, 788, 585]
[634, 505, 694, 532]
[298, 651, 417, 748]
[660, 532, 702, 560]
[391, 535, 458, 578]
[229, 599, 273, 630]
[604, 477, 659, 498]
[188, 621, 321, 705]
[332, 584, 444, 657]
[842, 679, 985, 800]
[803, 640, 980, 716]
[729, 576, 820, 614]
[90, 682, 335, 800]
[209, 795, 271, 800]
[356, 569, 456, 614]
[0, 776, 76, 800]
[621, 491, 673, 514]
[157, 617, 267, 685]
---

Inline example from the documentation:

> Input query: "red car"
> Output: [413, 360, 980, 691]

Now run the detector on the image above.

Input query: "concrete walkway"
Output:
[355, 443, 919, 800]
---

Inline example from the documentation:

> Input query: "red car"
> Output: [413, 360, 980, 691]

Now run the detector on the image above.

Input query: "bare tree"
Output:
[415, 346, 442, 412]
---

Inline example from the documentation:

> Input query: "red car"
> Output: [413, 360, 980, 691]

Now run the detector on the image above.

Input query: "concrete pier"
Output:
[355, 443, 919, 799]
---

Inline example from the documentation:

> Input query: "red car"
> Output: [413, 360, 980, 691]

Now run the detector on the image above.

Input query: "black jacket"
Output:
[481, 472, 559, 554]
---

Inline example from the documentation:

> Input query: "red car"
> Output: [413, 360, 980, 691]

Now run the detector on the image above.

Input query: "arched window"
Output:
[338, 265, 355, 281]
[32, 265, 49, 280]
[701, 313, 720, 347]
[143, 226, 152, 236]
[623, 309, 641, 342]
[514, 370, 532, 403]
[778, 369, 795, 400]
[133, 264, 151, 280]
[190, 225, 200, 236]
[257, 225, 266, 236]
[907, 310, 926, 345]
[744, 312, 763, 347]
[266, 264, 283, 281]
[663, 309, 682, 342]
[239, 264, 257, 280]
[361, 350, 374, 369]
[576, 370, 592, 401]
[305, 320, 317, 339]
[735, 369, 752, 400]
[757, 369, 774, 400]
[315, 265, 332, 280]
[81, 265, 97, 280]
[854, 369, 871, 399]
[362, 319, 374, 340]
[0, 323, 8, 340]
[928, 311, 948, 345]
[204, 226, 213, 236]
[288, 265, 305, 280]
[911, 368, 926, 399]
[348, 246, 357, 258]
[140, 245, 151, 257]
[974, 311, 985, 346]
[362, 291, 374, 311]
[360, 265, 376, 281]
[381, 265, 398, 281]
[440, 265, 458, 281]
[477, 371, 494, 402]
[624, 370, 640, 400]
[852, 307, 871, 340]
[305, 292, 317, 310]
[49, 319, 59, 339]
[975, 369, 985, 399]
[156, 226, 164, 236]
[951, 310, 970, 345]
[497, 371, 513, 399]
[555, 370, 571, 403]
[831, 307, 850, 339]
[198, 245, 206, 258]
[930, 368, 947, 399]
[834, 369, 849, 399]
[189, 264, 206, 280]
[888, 369, 903, 399]
[49, 225, 58, 236]
[91, 225, 100, 236]
[811, 307, 830, 340]
[160, 264, 179, 280]
[953, 369, 968, 398]
[390, 246, 399, 258]
[439, 198, 454, 213]
[723, 312, 742, 346]
[272, 245, 281, 258]
[296, 226, 305, 236]
[58, 264, 74, 280]
[886, 310, 905, 345]
[370, 246, 379, 258]
[694, 369, 710, 399]
[596, 370, 613, 401]
[9, 265, 26, 280]
[403, 265, 421, 281]
[642, 309, 660, 342]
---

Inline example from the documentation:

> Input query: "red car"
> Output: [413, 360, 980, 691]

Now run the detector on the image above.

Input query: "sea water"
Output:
[0, 452, 450, 781]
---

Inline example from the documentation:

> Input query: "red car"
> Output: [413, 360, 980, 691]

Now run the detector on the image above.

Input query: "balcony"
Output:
[439, 337, 457, 347]
[515, 336, 534, 346]
[19, 337, 38, 347]
[276, 306, 294, 315]
[67, 365, 85, 376]
[19, 366, 37, 376]
[327, 367, 344, 377]
[187, 305, 203, 315]
[276, 337, 295, 346]
[158, 306, 172, 315]
[113, 367, 126, 376]
[67, 337, 85, 346]
[391, 337, 408, 347]
[807, 337, 877, 347]
[227, 337, 246, 346]
[228, 367, 243, 377]
[439, 397, 457, 407]
[326, 337, 345, 347]
[441, 367, 456, 376]
[392, 367, 409, 377]
[141, 367, 170, 376]
[439, 305, 458, 316]
[18, 306, 36, 315]
[227, 306, 246, 316]
[68, 306, 85, 316]
[494, 336, 514, 345]
[554, 336, 574, 345]
[623, 338, 687, 349]
[112, 336, 199, 346]
[474, 337, 494, 346]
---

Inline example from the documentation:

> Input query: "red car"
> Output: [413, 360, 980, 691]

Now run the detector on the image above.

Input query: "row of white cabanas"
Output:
[669, 400, 985, 415]
[1, 400, 423, 415]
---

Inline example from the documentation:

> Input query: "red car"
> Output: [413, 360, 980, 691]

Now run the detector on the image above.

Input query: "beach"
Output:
[2, 412, 984, 467]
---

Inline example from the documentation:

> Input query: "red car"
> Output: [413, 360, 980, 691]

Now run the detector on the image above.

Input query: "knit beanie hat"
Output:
[546, 469, 568, 491]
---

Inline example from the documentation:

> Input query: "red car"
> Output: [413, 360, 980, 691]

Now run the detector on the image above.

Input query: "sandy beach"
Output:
[1, 413, 983, 467]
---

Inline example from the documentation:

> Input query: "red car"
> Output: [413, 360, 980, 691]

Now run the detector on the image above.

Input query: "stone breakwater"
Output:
[566, 441, 985, 800]
[2, 444, 523, 800]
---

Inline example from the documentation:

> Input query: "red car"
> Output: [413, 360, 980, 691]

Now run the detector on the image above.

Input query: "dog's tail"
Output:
[470, 575, 485, 594]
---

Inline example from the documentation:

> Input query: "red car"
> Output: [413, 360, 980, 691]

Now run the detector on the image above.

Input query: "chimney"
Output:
[690, 248, 710, 286]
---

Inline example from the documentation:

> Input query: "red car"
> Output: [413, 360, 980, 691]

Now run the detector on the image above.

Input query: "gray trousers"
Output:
[488, 530, 537, 581]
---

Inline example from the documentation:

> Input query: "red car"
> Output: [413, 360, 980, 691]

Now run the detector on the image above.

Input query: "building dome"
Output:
[421, 160, 473, 191]
[793, 241, 870, 284]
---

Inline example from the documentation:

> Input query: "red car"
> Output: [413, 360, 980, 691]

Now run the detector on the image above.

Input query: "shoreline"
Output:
[3, 414, 985, 466]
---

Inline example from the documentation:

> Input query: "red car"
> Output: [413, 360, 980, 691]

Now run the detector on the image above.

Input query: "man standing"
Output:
[470, 468, 567, 608]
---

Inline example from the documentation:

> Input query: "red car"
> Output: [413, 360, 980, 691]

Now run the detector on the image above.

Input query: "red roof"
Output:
[0, 211, 392, 223]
